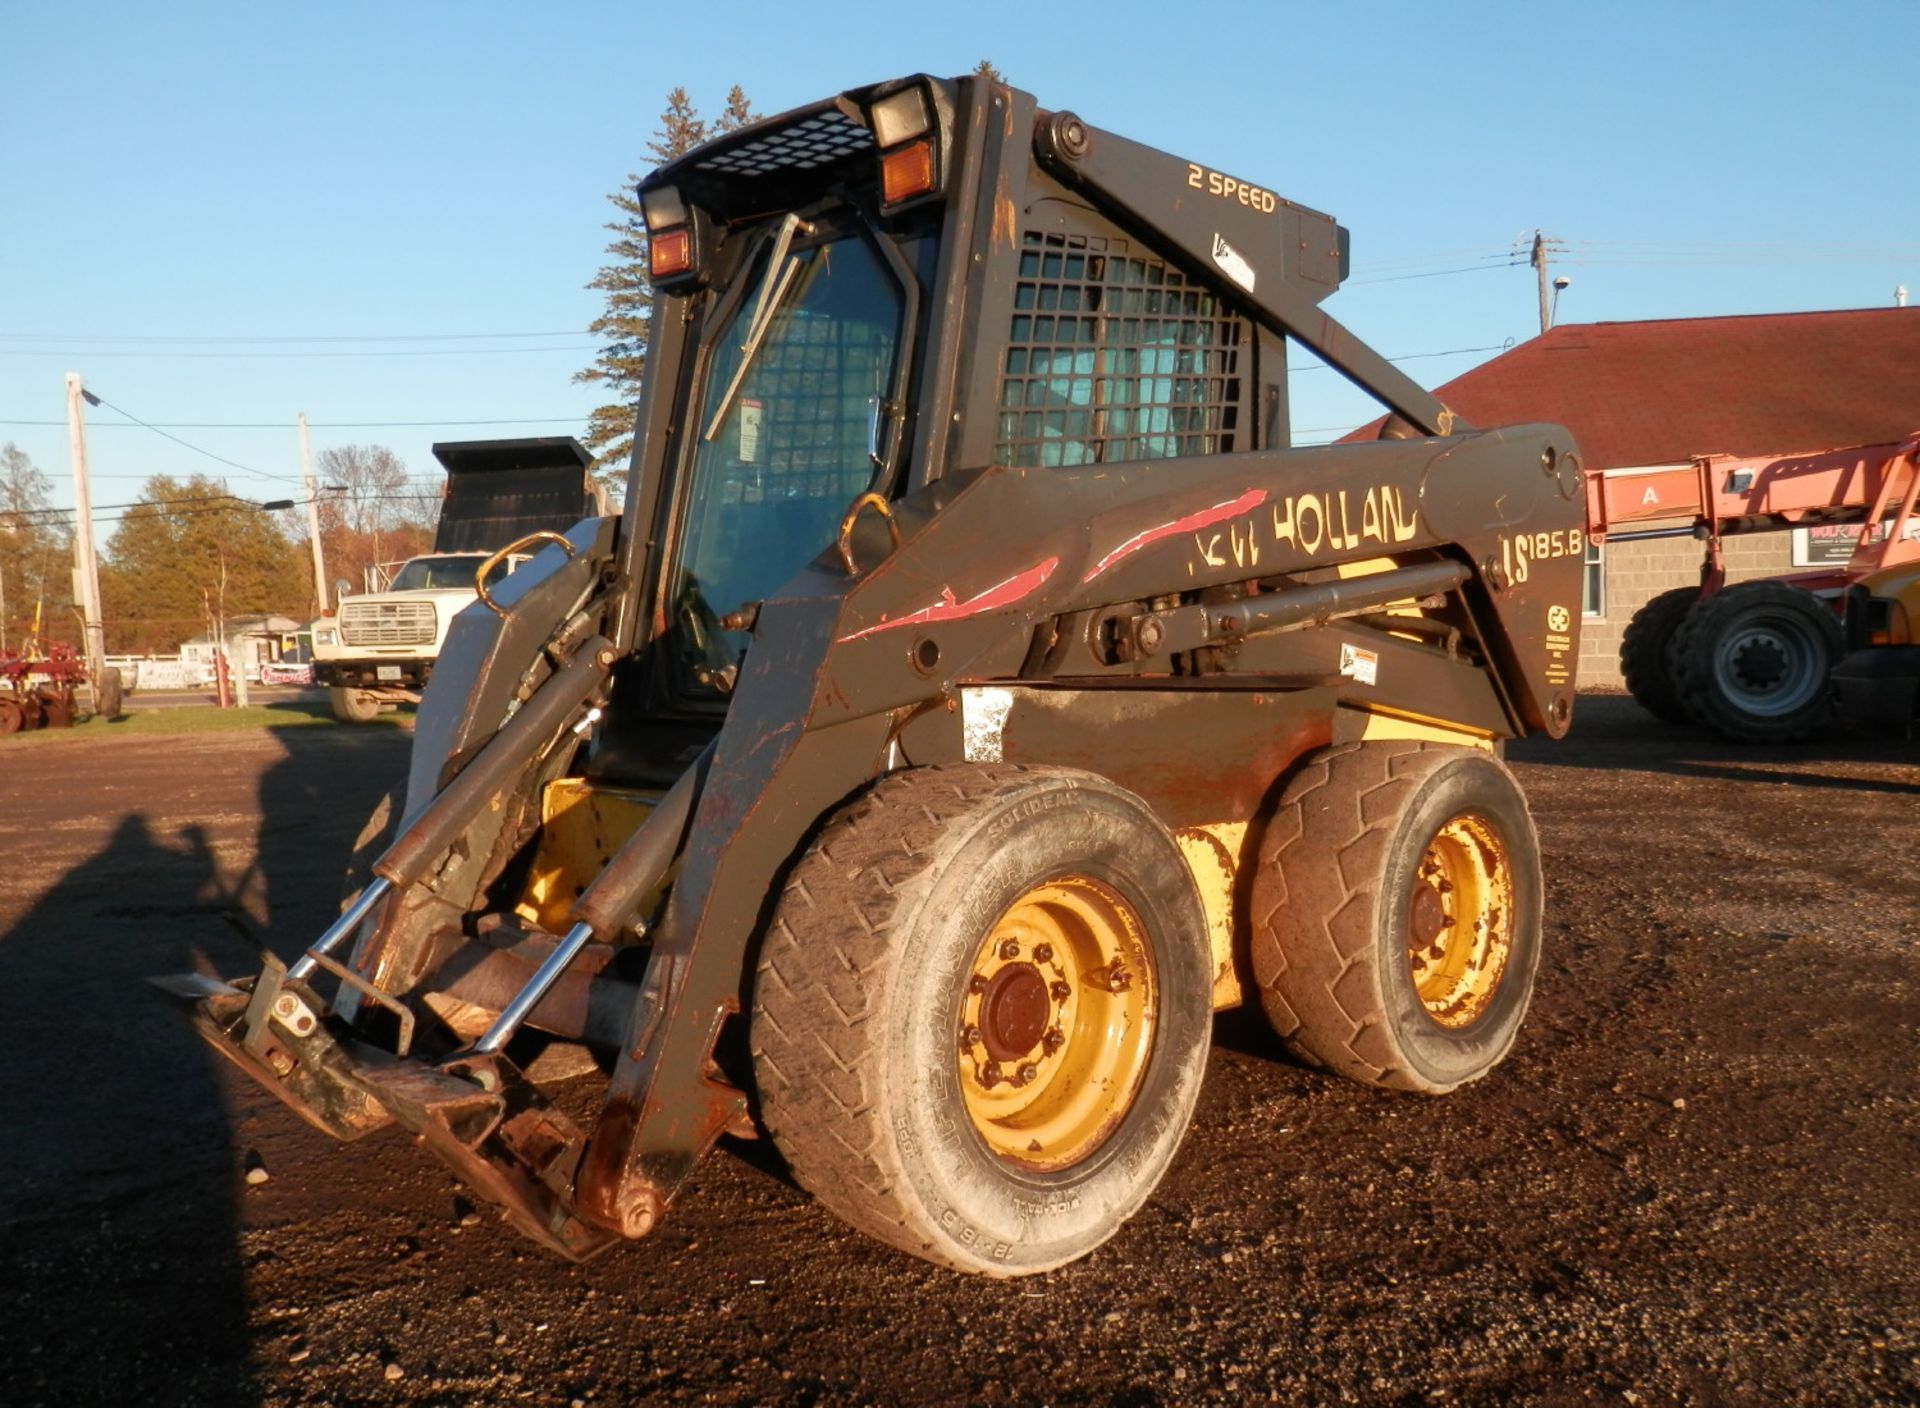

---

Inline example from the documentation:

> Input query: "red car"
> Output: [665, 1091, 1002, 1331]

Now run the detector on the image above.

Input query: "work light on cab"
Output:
[868, 81, 947, 212]
[640, 184, 701, 285]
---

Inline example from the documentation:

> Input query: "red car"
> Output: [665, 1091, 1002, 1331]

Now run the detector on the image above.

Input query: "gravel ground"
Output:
[0, 696, 1914, 1407]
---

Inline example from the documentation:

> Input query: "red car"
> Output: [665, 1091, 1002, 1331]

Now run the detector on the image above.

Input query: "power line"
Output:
[0, 345, 597, 361]
[1289, 342, 1510, 373]
[0, 330, 583, 345]
[83, 394, 305, 486]
[1348, 262, 1520, 285]
[0, 416, 584, 429]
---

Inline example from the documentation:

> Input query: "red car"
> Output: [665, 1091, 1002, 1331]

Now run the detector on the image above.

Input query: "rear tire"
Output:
[1619, 586, 1698, 723]
[1667, 581, 1840, 742]
[1250, 742, 1543, 1095]
[751, 764, 1212, 1276]
[329, 686, 384, 724]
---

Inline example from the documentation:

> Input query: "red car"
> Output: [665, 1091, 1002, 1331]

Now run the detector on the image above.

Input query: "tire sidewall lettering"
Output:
[891, 777, 1210, 1269]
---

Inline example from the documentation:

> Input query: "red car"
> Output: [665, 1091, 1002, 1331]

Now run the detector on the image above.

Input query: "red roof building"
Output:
[1359, 307, 1920, 687]
[1395, 307, 1920, 469]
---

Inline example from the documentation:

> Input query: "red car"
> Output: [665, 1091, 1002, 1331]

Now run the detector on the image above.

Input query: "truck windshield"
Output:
[670, 226, 905, 687]
[388, 556, 509, 591]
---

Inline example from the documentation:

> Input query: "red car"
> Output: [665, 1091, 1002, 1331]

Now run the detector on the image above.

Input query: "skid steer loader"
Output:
[157, 74, 1586, 1275]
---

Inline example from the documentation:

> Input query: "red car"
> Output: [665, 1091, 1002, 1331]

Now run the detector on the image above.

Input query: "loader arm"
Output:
[1029, 111, 1463, 440]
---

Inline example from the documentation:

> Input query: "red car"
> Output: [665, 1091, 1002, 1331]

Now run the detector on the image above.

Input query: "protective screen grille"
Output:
[718, 306, 890, 503]
[697, 109, 873, 177]
[995, 231, 1245, 468]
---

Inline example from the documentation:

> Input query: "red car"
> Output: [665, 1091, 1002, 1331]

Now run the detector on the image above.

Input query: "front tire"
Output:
[328, 686, 384, 724]
[751, 764, 1212, 1276]
[1250, 743, 1543, 1095]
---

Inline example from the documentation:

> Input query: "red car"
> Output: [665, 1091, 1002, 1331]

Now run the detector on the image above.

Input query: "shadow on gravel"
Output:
[0, 723, 409, 1408]
[1511, 694, 1920, 793]
[0, 813, 258, 1408]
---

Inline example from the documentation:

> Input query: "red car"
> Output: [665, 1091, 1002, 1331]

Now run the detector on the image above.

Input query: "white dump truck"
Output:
[311, 437, 603, 722]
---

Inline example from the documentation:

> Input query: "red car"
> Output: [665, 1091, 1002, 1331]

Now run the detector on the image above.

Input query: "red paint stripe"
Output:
[1081, 488, 1268, 582]
[838, 556, 1061, 643]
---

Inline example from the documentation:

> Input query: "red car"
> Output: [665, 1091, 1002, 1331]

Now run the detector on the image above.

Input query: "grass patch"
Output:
[4, 698, 412, 741]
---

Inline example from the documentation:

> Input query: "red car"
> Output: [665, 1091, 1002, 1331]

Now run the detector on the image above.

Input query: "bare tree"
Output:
[314, 445, 439, 594]
[0, 443, 72, 653]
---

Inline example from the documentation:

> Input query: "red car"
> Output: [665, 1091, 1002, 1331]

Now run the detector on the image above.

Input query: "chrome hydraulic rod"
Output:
[471, 921, 599, 1054]
[466, 738, 714, 1055]
[288, 876, 393, 983]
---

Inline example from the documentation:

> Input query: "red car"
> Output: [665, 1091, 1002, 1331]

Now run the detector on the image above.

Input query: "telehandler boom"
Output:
[159, 75, 1586, 1275]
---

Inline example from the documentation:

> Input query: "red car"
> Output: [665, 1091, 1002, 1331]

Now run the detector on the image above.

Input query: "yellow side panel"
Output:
[1861, 564, 1920, 629]
[1173, 822, 1249, 1011]
[1333, 705, 1494, 749]
[514, 778, 658, 935]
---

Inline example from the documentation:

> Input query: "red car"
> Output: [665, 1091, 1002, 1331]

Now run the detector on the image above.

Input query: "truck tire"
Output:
[329, 686, 384, 724]
[751, 764, 1212, 1276]
[1619, 586, 1697, 723]
[1667, 581, 1841, 742]
[1249, 742, 1543, 1096]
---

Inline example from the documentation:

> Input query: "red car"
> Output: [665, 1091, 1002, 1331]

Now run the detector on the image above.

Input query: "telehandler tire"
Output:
[1250, 742, 1542, 1096]
[751, 764, 1212, 1276]
[1666, 581, 1840, 743]
[94, 666, 124, 720]
[1619, 586, 1697, 723]
[329, 686, 384, 724]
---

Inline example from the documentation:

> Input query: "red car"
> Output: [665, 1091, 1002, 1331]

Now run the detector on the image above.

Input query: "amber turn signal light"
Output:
[649, 228, 692, 279]
[880, 141, 935, 206]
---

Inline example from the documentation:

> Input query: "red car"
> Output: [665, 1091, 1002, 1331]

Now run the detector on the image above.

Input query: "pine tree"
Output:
[576, 86, 759, 483]
[973, 60, 1005, 82]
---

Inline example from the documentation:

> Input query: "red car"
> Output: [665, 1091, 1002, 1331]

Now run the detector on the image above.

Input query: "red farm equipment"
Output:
[0, 643, 90, 734]
[1594, 432, 1920, 740]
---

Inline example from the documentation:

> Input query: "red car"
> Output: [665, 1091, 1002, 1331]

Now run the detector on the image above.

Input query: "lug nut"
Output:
[1016, 1063, 1039, 1086]
[968, 975, 989, 995]
[1033, 943, 1054, 964]
[998, 939, 1022, 961]
[960, 1025, 982, 1049]
[1042, 1028, 1065, 1054]
[1050, 980, 1072, 1002]
[980, 1062, 1003, 1087]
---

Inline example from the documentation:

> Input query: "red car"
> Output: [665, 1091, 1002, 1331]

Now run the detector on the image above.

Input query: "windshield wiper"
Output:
[704, 213, 814, 442]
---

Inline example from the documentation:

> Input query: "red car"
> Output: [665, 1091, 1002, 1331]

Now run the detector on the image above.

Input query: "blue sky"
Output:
[3, 0, 1915, 525]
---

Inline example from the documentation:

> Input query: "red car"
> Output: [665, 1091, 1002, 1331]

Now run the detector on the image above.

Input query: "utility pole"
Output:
[298, 413, 328, 612]
[64, 372, 107, 686]
[1531, 232, 1552, 336]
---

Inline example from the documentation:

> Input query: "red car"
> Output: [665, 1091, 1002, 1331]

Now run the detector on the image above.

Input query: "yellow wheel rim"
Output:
[1407, 812, 1515, 1029]
[957, 877, 1157, 1172]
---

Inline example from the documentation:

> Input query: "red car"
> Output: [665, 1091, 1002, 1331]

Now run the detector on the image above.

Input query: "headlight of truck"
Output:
[314, 627, 337, 647]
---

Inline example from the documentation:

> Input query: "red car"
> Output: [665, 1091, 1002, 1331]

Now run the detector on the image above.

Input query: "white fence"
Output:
[106, 655, 208, 692]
